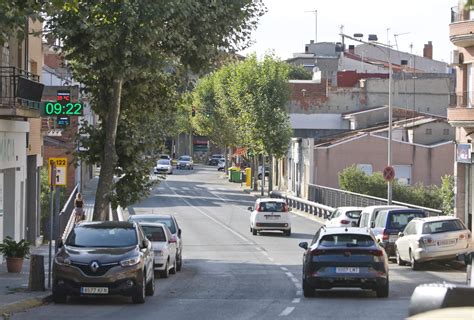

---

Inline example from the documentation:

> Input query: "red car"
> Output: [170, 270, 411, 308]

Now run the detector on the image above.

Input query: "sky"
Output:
[240, 0, 456, 63]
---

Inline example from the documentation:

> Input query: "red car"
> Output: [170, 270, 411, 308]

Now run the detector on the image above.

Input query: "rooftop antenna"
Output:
[305, 9, 318, 43]
[394, 32, 410, 52]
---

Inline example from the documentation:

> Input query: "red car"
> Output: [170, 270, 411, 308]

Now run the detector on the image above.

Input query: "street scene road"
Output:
[12, 167, 467, 320]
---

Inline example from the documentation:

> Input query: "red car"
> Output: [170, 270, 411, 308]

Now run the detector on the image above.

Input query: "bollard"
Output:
[28, 254, 45, 291]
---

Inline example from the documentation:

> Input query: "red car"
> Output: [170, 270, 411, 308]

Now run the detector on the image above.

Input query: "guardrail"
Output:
[308, 184, 443, 216]
[270, 190, 334, 220]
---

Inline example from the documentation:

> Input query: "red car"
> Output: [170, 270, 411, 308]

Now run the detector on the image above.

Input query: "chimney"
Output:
[349, 45, 355, 54]
[423, 41, 433, 59]
[310, 40, 314, 44]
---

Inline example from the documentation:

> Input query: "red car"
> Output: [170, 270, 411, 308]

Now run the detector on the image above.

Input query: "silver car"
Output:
[395, 216, 472, 270]
[154, 159, 173, 174]
[176, 155, 193, 170]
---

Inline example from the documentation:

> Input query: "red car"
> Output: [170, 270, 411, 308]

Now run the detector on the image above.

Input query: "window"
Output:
[359, 212, 369, 228]
[141, 226, 167, 242]
[311, 228, 322, 245]
[443, 128, 450, 135]
[394, 165, 412, 186]
[374, 211, 388, 228]
[425, 128, 432, 135]
[319, 234, 375, 247]
[388, 211, 425, 230]
[404, 222, 416, 235]
[357, 164, 373, 176]
[260, 202, 286, 212]
[346, 210, 362, 219]
[422, 219, 465, 234]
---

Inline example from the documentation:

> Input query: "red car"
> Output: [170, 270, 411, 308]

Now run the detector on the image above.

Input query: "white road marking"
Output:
[280, 267, 288, 271]
[294, 283, 301, 289]
[165, 181, 250, 244]
[291, 277, 298, 283]
[292, 298, 301, 304]
[296, 290, 302, 296]
[261, 251, 269, 256]
[279, 307, 295, 317]
[285, 272, 294, 278]
[268, 257, 274, 262]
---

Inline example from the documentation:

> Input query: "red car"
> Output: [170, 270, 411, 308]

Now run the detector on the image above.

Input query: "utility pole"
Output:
[305, 9, 317, 43]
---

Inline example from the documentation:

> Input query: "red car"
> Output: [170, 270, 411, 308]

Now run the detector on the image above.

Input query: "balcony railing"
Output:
[450, 93, 469, 107]
[0, 66, 44, 113]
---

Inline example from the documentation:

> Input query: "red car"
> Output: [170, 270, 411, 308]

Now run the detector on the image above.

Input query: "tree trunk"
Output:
[93, 78, 123, 221]
[252, 156, 258, 191]
[268, 155, 273, 195]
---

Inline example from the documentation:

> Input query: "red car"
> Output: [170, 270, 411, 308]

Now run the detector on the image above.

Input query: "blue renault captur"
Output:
[371, 208, 427, 257]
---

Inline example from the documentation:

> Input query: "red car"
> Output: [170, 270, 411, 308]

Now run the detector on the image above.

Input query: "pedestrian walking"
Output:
[74, 192, 86, 224]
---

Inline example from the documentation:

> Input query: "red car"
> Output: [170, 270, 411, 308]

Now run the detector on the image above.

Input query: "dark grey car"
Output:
[53, 221, 155, 304]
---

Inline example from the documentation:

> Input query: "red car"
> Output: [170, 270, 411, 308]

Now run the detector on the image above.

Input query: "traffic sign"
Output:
[383, 166, 395, 182]
[48, 157, 67, 186]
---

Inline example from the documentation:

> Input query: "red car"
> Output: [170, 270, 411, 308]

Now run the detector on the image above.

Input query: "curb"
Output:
[0, 293, 52, 317]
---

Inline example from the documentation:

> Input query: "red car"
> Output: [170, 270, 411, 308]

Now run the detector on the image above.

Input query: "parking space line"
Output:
[296, 290, 302, 296]
[292, 298, 301, 304]
[279, 307, 295, 317]
[285, 272, 293, 278]
[280, 267, 288, 271]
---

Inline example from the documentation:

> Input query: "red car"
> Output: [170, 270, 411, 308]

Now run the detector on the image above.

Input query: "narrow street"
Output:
[13, 166, 467, 320]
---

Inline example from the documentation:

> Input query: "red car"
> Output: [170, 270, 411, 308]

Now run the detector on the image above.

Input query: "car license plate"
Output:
[335, 267, 359, 274]
[389, 235, 398, 242]
[438, 239, 456, 246]
[265, 215, 279, 220]
[80, 287, 109, 294]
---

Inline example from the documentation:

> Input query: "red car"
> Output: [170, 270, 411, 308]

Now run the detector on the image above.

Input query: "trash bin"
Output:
[230, 170, 241, 183]
[245, 167, 251, 187]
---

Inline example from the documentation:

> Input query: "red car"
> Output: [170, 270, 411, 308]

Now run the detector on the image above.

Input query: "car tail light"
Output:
[340, 220, 350, 225]
[459, 234, 466, 240]
[419, 236, 435, 246]
[282, 204, 289, 212]
[310, 249, 324, 257]
[169, 235, 178, 244]
[370, 249, 385, 256]
[382, 229, 389, 241]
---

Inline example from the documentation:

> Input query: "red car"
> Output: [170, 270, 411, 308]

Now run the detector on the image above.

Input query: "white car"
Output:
[358, 205, 407, 228]
[154, 159, 173, 174]
[177, 155, 193, 170]
[248, 198, 291, 236]
[395, 216, 472, 270]
[139, 222, 178, 278]
[217, 159, 225, 171]
[326, 206, 363, 227]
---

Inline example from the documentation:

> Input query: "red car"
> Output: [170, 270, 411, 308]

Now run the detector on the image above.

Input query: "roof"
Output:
[130, 214, 174, 219]
[257, 198, 286, 203]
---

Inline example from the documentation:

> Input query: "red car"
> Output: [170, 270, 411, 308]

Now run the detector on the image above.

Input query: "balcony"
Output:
[448, 106, 474, 127]
[449, 6, 474, 47]
[0, 67, 44, 118]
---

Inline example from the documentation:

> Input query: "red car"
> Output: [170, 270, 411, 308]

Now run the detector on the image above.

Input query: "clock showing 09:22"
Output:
[41, 102, 84, 116]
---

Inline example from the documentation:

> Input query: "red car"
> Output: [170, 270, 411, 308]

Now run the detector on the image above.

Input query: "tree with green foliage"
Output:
[440, 175, 455, 214]
[48, 0, 266, 220]
[287, 63, 312, 80]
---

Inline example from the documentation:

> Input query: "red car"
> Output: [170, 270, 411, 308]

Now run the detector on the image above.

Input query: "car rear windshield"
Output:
[259, 202, 286, 212]
[179, 156, 191, 161]
[157, 160, 170, 165]
[141, 225, 167, 242]
[130, 216, 176, 233]
[66, 226, 137, 247]
[423, 219, 465, 234]
[319, 234, 375, 247]
[346, 210, 362, 219]
[389, 212, 425, 230]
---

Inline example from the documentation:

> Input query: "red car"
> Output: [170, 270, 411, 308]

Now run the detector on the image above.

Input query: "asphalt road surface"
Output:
[13, 165, 468, 320]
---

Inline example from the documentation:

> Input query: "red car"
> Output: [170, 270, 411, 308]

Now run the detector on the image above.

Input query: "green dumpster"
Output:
[230, 170, 241, 183]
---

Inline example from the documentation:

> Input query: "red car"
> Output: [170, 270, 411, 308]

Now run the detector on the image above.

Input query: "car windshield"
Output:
[259, 202, 286, 212]
[423, 219, 465, 234]
[319, 234, 375, 247]
[157, 160, 170, 165]
[130, 216, 176, 233]
[141, 225, 167, 242]
[346, 210, 362, 219]
[389, 212, 425, 230]
[179, 156, 191, 161]
[65, 226, 137, 247]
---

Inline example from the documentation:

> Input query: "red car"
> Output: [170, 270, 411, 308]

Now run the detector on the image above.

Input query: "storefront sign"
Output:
[457, 143, 471, 163]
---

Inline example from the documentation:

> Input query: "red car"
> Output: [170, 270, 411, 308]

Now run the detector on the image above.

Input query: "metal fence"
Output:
[270, 190, 334, 220]
[0, 66, 42, 109]
[308, 184, 443, 216]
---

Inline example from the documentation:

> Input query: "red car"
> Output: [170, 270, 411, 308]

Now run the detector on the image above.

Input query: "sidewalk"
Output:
[0, 177, 99, 317]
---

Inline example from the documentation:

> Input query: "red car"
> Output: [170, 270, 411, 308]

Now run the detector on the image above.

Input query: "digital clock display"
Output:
[41, 102, 84, 116]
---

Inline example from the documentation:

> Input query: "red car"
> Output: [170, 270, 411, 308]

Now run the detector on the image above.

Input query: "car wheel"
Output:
[160, 261, 169, 278]
[145, 269, 155, 296]
[132, 273, 146, 304]
[170, 258, 177, 275]
[375, 280, 389, 298]
[396, 248, 407, 266]
[409, 250, 421, 271]
[302, 279, 315, 297]
[176, 254, 182, 271]
[52, 285, 67, 303]
[252, 228, 257, 236]
[284, 229, 291, 237]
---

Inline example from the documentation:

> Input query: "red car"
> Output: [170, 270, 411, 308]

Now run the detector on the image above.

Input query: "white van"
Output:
[358, 205, 407, 228]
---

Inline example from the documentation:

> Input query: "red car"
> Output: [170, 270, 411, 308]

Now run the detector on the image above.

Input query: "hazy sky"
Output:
[240, 0, 456, 63]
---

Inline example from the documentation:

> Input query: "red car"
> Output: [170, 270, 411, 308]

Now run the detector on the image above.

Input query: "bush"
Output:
[338, 166, 454, 212]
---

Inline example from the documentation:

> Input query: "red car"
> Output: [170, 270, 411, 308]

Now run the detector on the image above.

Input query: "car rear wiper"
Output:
[345, 243, 359, 247]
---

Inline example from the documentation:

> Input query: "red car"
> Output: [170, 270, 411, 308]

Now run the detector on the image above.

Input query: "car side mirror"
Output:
[178, 229, 182, 238]
[57, 239, 64, 248]
[247, 206, 253, 211]
[141, 239, 150, 249]
[169, 235, 177, 244]
[298, 242, 308, 250]
[370, 221, 375, 228]
[398, 232, 404, 237]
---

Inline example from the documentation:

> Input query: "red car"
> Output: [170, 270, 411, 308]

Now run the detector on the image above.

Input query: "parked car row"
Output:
[52, 213, 183, 304]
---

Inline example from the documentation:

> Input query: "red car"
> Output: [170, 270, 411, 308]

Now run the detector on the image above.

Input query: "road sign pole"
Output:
[48, 163, 56, 289]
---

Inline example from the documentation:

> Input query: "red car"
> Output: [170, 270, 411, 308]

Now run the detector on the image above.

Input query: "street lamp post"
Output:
[341, 33, 393, 204]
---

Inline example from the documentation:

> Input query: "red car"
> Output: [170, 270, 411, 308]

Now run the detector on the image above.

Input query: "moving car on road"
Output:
[326, 207, 363, 227]
[395, 216, 472, 270]
[154, 159, 173, 174]
[299, 227, 389, 298]
[217, 159, 225, 171]
[52, 221, 155, 304]
[129, 214, 183, 271]
[140, 222, 178, 278]
[248, 198, 291, 236]
[177, 155, 194, 170]
[372, 208, 427, 257]
[208, 154, 224, 166]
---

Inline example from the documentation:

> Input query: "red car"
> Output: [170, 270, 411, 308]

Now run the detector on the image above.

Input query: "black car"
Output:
[53, 221, 155, 304]
[299, 227, 389, 298]
[208, 154, 224, 166]
[129, 214, 183, 271]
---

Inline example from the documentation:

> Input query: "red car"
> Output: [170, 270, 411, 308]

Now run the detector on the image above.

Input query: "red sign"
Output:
[383, 166, 395, 182]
